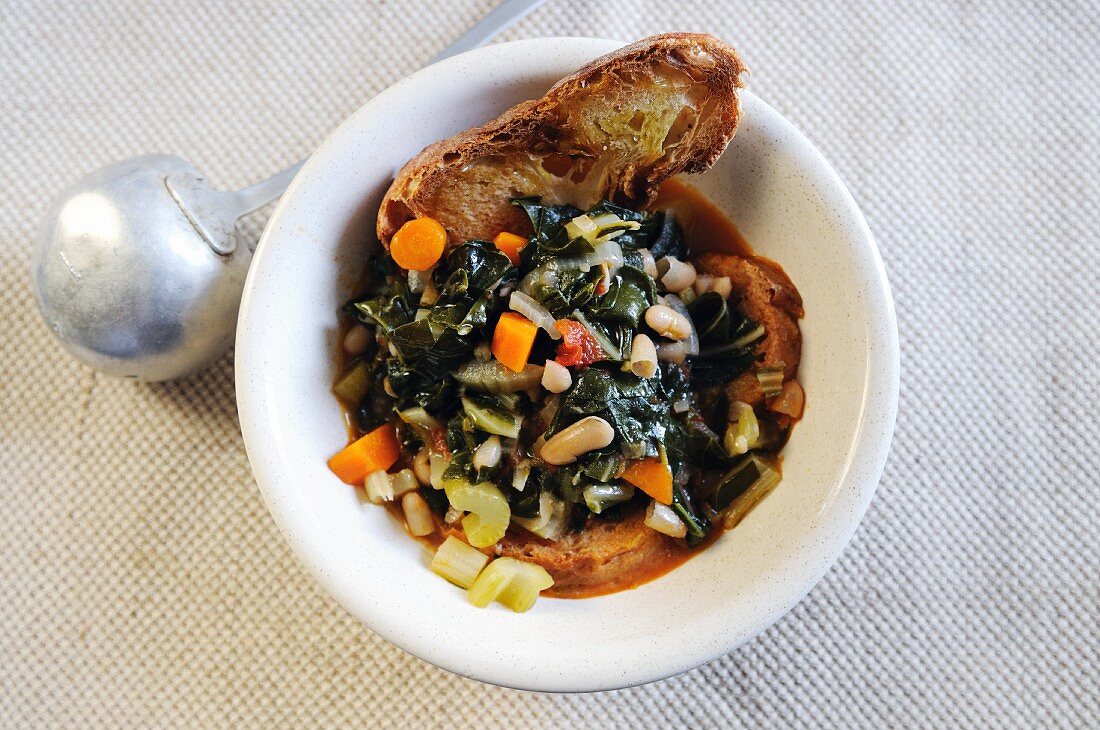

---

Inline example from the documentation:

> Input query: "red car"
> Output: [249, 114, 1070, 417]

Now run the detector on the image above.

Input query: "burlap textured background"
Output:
[2, 1, 1097, 726]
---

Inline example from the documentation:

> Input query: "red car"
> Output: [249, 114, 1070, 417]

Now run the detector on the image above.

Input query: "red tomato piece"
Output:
[554, 319, 604, 367]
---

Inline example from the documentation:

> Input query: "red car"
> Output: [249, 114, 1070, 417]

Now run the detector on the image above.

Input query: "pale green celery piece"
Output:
[461, 396, 522, 439]
[333, 359, 371, 404]
[467, 557, 554, 612]
[755, 367, 785, 398]
[444, 480, 510, 548]
[723, 402, 760, 456]
[430, 536, 489, 589]
[722, 462, 781, 529]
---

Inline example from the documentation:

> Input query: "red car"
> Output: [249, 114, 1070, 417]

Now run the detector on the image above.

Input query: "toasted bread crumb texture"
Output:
[377, 34, 746, 247]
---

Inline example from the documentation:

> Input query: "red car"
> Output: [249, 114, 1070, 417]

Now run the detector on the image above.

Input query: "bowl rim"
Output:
[236, 36, 900, 692]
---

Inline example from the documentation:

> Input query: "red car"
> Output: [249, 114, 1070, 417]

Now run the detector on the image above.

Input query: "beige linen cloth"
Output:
[2, 1, 1097, 726]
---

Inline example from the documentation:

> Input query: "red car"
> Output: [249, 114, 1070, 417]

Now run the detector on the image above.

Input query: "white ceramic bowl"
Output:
[236, 37, 899, 692]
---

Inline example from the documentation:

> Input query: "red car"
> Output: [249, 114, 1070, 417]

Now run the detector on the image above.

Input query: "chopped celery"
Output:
[333, 359, 371, 404]
[467, 557, 554, 612]
[444, 480, 511, 548]
[455, 360, 543, 394]
[710, 454, 781, 520]
[582, 483, 635, 514]
[430, 536, 489, 589]
[723, 402, 760, 456]
[755, 367, 785, 398]
[461, 396, 522, 439]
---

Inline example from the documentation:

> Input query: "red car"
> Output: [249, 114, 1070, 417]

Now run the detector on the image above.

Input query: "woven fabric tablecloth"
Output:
[3, 1, 1098, 726]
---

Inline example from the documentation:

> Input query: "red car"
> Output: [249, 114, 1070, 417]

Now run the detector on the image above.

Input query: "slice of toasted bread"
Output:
[439, 505, 683, 597]
[377, 33, 747, 245]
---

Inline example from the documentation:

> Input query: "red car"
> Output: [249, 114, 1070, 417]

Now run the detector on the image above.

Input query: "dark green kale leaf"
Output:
[646, 211, 686, 259]
[351, 276, 413, 332]
[440, 240, 514, 294]
[507, 478, 541, 518]
[511, 197, 583, 244]
[550, 368, 667, 454]
[672, 483, 711, 546]
[586, 266, 657, 328]
[527, 266, 603, 319]
[687, 293, 766, 388]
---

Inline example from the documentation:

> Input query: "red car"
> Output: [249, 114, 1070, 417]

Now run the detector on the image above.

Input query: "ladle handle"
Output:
[232, 160, 305, 216]
[230, 0, 548, 220]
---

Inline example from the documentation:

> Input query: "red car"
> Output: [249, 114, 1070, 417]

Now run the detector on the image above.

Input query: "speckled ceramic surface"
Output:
[235, 37, 900, 692]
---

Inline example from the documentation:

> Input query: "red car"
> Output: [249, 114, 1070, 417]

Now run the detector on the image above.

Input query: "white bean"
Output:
[472, 435, 502, 470]
[629, 334, 658, 378]
[692, 274, 715, 296]
[658, 257, 697, 293]
[342, 324, 371, 355]
[638, 248, 659, 278]
[390, 469, 419, 498]
[412, 448, 432, 485]
[541, 360, 572, 393]
[402, 492, 435, 537]
[539, 416, 615, 466]
[645, 304, 692, 340]
[712, 276, 733, 299]
[656, 341, 687, 364]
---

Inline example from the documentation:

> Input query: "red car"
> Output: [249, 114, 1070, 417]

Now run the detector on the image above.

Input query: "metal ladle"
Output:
[32, 0, 545, 381]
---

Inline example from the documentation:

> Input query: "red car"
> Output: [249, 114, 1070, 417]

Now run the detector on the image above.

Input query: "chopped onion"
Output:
[509, 291, 561, 340]
[565, 213, 598, 239]
[645, 501, 687, 538]
[513, 492, 567, 541]
[407, 268, 429, 294]
[473, 436, 503, 470]
[768, 380, 804, 418]
[511, 460, 532, 491]
[398, 407, 442, 430]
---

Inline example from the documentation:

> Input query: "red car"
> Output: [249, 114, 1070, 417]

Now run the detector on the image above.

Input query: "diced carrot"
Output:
[327, 423, 401, 485]
[621, 457, 673, 505]
[492, 231, 527, 266]
[390, 217, 447, 271]
[491, 312, 538, 373]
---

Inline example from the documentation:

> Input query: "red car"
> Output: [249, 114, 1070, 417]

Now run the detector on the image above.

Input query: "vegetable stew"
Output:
[330, 181, 804, 610]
